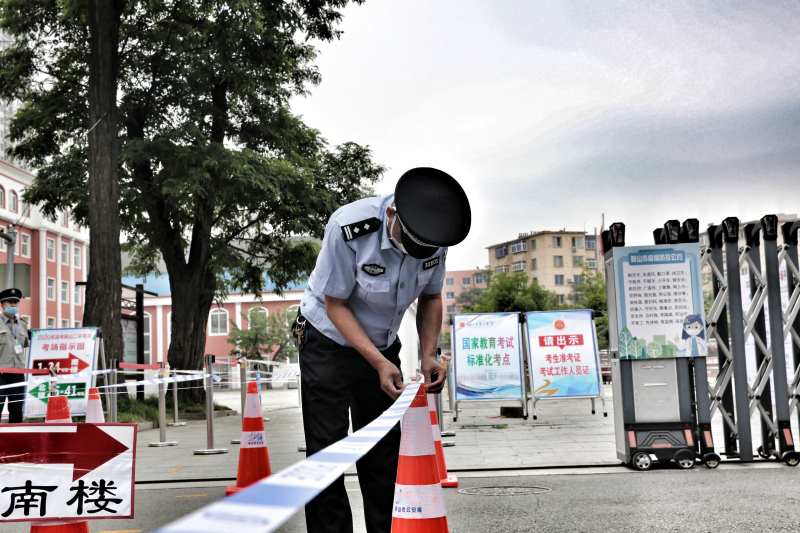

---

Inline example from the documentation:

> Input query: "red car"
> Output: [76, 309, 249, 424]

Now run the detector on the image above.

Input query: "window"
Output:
[511, 240, 527, 254]
[555, 275, 564, 286]
[554, 256, 563, 267]
[474, 273, 485, 285]
[495, 265, 509, 274]
[47, 238, 55, 261]
[495, 245, 508, 258]
[462, 278, 471, 285]
[572, 237, 583, 248]
[61, 319, 69, 328]
[247, 307, 267, 328]
[209, 308, 229, 335]
[73, 247, 81, 269]
[532, 277, 538, 283]
[61, 209, 68, 227]
[0, 186, 4, 208]
[558, 295, 565, 305]
[552, 237, 562, 247]
[61, 281, 69, 303]
[0, 235, 4, 252]
[512, 260, 526, 272]
[47, 317, 55, 328]
[445, 278, 454, 286]
[73, 221, 81, 231]
[700, 234, 710, 246]
[586, 259, 597, 269]
[21, 202, 28, 216]
[20, 234, 29, 258]
[47, 278, 55, 300]
[739, 229, 746, 239]
[446, 292, 454, 299]
[531, 258, 537, 270]
[9, 191, 17, 212]
[530, 239, 536, 250]
[741, 266, 748, 276]
[446, 305, 456, 313]
[61, 243, 69, 265]
[574, 275, 583, 285]
[573, 256, 583, 267]
[143, 312, 151, 362]
[74, 285, 81, 306]
[586, 239, 596, 250]
[74, 321, 81, 328]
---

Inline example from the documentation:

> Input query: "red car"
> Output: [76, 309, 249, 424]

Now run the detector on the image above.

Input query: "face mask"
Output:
[5, 307, 18, 317]
[389, 215, 408, 254]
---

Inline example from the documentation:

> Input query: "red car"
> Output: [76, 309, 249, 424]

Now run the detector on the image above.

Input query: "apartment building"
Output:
[440, 269, 487, 333]
[487, 230, 599, 304]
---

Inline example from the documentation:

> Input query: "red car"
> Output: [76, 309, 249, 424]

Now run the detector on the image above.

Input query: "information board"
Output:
[451, 313, 524, 401]
[613, 243, 706, 359]
[525, 310, 602, 398]
[25, 327, 100, 417]
[121, 317, 138, 366]
[0, 423, 135, 522]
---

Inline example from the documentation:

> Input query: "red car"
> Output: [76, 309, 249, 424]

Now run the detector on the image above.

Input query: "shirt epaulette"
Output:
[340, 217, 381, 242]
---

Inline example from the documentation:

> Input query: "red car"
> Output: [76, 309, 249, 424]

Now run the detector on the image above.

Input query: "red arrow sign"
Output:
[0, 424, 130, 481]
[34, 353, 90, 375]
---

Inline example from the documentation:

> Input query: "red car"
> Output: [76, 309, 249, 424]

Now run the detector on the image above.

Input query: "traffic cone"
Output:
[391, 384, 448, 533]
[428, 393, 457, 488]
[226, 381, 271, 496]
[85, 388, 105, 423]
[30, 394, 90, 533]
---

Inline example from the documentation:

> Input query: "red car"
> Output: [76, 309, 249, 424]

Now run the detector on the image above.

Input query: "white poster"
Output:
[25, 328, 100, 418]
[0, 423, 135, 522]
[452, 313, 524, 401]
[121, 318, 138, 366]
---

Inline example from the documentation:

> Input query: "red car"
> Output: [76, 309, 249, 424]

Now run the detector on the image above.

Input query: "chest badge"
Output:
[423, 256, 440, 270]
[362, 264, 386, 276]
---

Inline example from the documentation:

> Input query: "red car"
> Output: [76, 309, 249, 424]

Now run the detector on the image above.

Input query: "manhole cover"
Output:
[457, 486, 552, 496]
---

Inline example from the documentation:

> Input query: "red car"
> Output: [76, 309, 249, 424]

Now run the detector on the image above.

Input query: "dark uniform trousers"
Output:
[0, 373, 25, 423]
[300, 321, 401, 533]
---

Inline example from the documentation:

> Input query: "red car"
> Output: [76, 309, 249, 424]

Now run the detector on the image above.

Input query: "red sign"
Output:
[0, 424, 130, 481]
[33, 353, 90, 375]
[539, 334, 584, 350]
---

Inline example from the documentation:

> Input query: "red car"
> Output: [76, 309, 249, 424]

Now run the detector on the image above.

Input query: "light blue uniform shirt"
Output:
[300, 194, 447, 350]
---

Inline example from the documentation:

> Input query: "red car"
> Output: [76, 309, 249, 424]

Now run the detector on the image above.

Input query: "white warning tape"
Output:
[0, 368, 116, 391]
[224, 370, 301, 386]
[154, 381, 421, 533]
[96, 373, 221, 389]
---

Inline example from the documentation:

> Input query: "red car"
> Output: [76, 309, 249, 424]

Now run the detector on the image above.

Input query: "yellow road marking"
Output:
[195, 456, 208, 461]
[267, 434, 273, 437]
[278, 429, 284, 432]
[175, 494, 208, 498]
[168, 467, 185, 473]
[290, 425, 295, 428]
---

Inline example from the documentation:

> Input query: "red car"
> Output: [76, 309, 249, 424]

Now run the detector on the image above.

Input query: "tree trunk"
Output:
[166, 262, 217, 404]
[84, 0, 123, 374]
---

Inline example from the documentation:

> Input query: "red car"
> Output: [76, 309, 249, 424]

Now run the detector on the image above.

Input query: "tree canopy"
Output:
[461, 271, 561, 314]
[228, 306, 298, 363]
[568, 267, 609, 349]
[0, 0, 382, 388]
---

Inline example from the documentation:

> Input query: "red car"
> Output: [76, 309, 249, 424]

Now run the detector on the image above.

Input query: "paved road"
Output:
[4, 462, 796, 533]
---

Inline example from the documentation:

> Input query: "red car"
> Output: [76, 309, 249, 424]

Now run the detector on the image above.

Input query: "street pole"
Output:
[0, 224, 17, 288]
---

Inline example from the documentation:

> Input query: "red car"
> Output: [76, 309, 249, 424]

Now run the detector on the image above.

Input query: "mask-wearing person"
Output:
[0, 288, 30, 423]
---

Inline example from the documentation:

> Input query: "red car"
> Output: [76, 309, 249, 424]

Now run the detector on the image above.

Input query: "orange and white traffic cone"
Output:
[85, 387, 105, 423]
[391, 384, 449, 533]
[30, 394, 90, 533]
[226, 381, 271, 496]
[428, 393, 457, 488]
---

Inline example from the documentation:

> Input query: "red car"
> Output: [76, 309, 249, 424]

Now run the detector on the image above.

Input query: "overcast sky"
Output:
[291, 1, 800, 270]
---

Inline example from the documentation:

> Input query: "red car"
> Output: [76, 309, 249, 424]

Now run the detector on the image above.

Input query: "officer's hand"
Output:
[422, 357, 447, 394]
[378, 361, 406, 400]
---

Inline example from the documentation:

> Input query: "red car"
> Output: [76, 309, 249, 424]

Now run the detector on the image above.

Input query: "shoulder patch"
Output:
[423, 256, 440, 270]
[362, 263, 386, 276]
[341, 217, 381, 242]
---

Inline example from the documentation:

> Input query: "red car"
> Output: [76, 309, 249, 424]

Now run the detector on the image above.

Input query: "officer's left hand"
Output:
[422, 357, 447, 394]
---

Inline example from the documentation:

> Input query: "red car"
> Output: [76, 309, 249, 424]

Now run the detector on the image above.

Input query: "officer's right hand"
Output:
[377, 360, 406, 400]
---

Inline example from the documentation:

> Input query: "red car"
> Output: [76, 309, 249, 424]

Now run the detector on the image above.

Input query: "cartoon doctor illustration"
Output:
[674, 314, 708, 357]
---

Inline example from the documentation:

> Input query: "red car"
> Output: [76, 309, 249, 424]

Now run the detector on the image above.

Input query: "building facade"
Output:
[0, 159, 88, 330]
[441, 269, 487, 334]
[486, 230, 599, 304]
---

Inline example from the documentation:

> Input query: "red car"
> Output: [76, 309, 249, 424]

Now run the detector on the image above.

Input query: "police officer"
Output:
[298, 167, 471, 533]
[0, 288, 30, 423]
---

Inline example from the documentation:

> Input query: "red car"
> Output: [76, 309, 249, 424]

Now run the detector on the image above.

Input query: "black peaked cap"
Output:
[394, 168, 471, 259]
[0, 288, 23, 302]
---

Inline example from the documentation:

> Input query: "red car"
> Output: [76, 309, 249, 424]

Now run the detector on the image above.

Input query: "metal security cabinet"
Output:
[604, 221, 720, 471]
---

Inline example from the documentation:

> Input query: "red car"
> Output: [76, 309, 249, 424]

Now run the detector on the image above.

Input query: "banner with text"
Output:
[25, 328, 100, 417]
[613, 243, 706, 360]
[0, 423, 136, 522]
[525, 310, 602, 398]
[452, 313, 524, 401]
